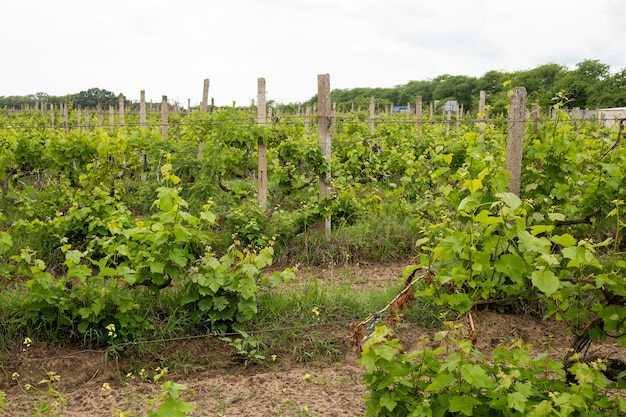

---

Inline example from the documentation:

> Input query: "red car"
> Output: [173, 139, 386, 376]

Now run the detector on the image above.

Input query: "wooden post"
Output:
[478, 91, 486, 118]
[304, 105, 311, 133]
[109, 105, 114, 132]
[118, 93, 125, 126]
[50, 104, 55, 127]
[505, 87, 527, 197]
[63, 101, 69, 133]
[416, 96, 422, 137]
[318, 74, 332, 239]
[369, 96, 375, 134]
[257, 77, 267, 210]
[201, 79, 210, 112]
[96, 103, 102, 128]
[77, 106, 82, 130]
[161, 96, 168, 138]
[140, 90, 147, 129]
[531, 103, 541, 130]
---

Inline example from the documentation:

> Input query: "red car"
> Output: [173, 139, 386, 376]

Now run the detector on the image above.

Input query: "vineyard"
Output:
[0, 86, 626, 416]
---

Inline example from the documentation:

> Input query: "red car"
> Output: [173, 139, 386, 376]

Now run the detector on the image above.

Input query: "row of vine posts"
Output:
[7, 74, 618, 242]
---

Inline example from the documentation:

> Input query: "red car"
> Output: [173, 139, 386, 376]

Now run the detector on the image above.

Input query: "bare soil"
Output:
[2, 262, 625, 416]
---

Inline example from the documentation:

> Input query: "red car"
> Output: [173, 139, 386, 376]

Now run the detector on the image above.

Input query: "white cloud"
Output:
[1, 0, 624, 105]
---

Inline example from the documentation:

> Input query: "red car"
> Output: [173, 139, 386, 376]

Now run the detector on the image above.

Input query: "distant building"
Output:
[441, 100, 458, 113]
[597, 107, 626, 127]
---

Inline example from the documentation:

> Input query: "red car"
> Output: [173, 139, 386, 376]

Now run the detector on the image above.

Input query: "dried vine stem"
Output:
[357, 268, 428, 328]
[598, 118, 624, 161]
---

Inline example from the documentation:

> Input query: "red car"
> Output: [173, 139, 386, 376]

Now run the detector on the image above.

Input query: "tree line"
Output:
[313, 59, 626, 114]
[2, 60, 625, 115]
[0, 88, 118, 110]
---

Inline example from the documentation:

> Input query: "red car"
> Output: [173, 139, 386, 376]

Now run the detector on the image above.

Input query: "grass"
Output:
[245, 278, 441, 367]
[276, 211, 421, 266]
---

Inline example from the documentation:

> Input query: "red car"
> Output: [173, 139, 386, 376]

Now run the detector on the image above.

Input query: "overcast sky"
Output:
[1, 0, 624, 106]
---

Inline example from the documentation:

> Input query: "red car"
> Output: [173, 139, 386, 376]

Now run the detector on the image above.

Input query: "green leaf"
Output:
[197, 297, 212, 311]
[241, 262, 259, 278]
[474, 209, 502, 225]
[67, 265, 92, 283]
[237, 277, 257, 300]
[507, 391, 527, 413]
[494, 254, 528, 285]
[496, 192, 522, 210]
[169, 248, 188, 267]
[200, 210, 216, 224]
[379, 393, 397, 412]
[561, 246, 601, 269]
[518, 231, 551, 255]
[173, 224, 191, 242]
[465, 178, 482, 193]
[547, 213, 565, 222]
[550, 234, 576, 246]
[64, 249, 85, 267]
[531, 270, 560, 296]
[598, 305, 626, 333]
[158, 191, 174, 212]
[237, 298, 257, 321]
[530, 224, 554, 236]
[99, 267, 118, 277]
[449, 395, 481, 416]
[116, 244, 131, 258]
[150, 262, 165, 274]
[373, 344, 397, 362]
[153, 397, 194, 417]
[460, 363, 493, 389]
[441, 292, 474, 313]
[359, 351, 379, 373]
[212, 296, 228, 311]
[162, 380, 189, 399]
[116, 265, 137, 284]
[425, 371, 456, 392]
[0, 231, 13, 255]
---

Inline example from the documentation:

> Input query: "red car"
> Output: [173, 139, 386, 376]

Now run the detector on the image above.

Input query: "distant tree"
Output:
[512, 63, 567, 109]
[475, 70, 510, 95]
[396, 80, 436, 106]
[432, 74, 478, 112]
[588, 68, 626, 108]
[72, 87, 117, 109]
[305, 60, 621, 115]
[554, 60, 610, 108]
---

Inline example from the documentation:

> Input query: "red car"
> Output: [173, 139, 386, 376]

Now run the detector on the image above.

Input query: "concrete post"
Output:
[318, 74, 332, 240]
[257, 77, 267, 210]
[201, 79, 210, 112]
[506, 87, 527, 196]
[161, 96, 168, 138]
